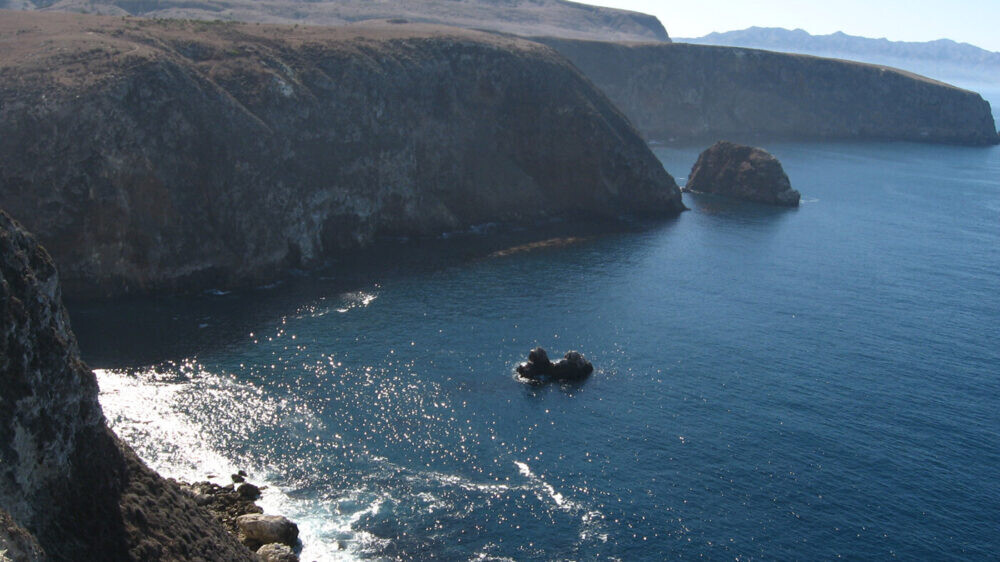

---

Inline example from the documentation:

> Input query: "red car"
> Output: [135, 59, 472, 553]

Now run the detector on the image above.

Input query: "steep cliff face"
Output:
[0, 209, 253, 560]
[538, 38, 1000, 145]
[13, 0, 671, 42]
[0, 12, 682, 298]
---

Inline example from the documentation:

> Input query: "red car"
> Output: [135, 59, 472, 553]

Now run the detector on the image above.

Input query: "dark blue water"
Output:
[77, 141, 1000, 560]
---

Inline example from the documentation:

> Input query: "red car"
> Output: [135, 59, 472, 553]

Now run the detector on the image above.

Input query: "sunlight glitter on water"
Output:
[95, 366, 361, 561]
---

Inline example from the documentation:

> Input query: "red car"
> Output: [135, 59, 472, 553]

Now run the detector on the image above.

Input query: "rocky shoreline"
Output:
[178, 475, 301, 561]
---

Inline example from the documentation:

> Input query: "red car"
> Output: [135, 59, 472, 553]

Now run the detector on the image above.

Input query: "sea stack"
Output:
[684, 141, 801, 207]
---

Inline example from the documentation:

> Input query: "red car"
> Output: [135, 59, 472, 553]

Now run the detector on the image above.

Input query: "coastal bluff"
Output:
[0, 12, 683, 299]
[538, 38, 1000, 145]
[0, 210, 253, 560]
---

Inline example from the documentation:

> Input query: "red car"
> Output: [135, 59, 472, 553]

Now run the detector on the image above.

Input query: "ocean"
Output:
[71, 138, 1000, 560]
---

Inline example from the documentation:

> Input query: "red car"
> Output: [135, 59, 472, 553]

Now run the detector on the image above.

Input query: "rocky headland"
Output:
[0, 209, 255, 560]
[0, 11, 683, 299]
[683, 141, 800, 207]
[537, 38, 1000, 145]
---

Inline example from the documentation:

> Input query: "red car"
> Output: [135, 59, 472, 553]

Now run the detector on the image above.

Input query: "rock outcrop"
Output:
[684, 142, 800, 207]
[10, 0, 670, 42]
[537, 38, 1000, 145]
[0, 209, 253, 560]
[0, 12, 683, 299]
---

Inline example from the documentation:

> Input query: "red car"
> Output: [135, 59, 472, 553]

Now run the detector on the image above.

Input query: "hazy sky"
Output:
[587, 0, 1000, 52]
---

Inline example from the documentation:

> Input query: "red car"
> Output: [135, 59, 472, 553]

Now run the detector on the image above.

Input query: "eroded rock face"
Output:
[684, 142, 800, 207]
[0, 209, 253, 560]
[537, 38, 1000, 146]
[0, 12, 683, 299]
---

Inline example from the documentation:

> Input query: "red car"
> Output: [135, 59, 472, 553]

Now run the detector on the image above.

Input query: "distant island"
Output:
[679, 27, 1000, 87]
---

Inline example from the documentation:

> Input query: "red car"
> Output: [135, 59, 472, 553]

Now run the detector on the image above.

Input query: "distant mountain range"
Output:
[679, 27, 1000, 87]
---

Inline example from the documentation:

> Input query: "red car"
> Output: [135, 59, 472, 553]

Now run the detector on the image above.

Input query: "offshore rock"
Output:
[684, 142, 801, 206]
[236, 514, 299, 550]
[0, 12, 683, 299]
[0, 209, 253, 560]
[537, 38, 1000, 146]
[517, 348, 594, 381]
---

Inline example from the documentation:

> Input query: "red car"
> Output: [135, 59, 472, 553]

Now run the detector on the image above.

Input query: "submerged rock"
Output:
[236, 514, 300, 550]
[517, 348, 594, 381]
[684, 141, 801, 206]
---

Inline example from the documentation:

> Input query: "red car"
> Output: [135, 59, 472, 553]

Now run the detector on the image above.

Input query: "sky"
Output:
[586, 0, 1000, 52]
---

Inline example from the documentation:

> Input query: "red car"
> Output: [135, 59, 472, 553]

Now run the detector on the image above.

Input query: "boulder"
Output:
[236, 514, 299, 549]
[257, 542, 299, 562]
[237, 483, 262, 501]
[683, 141, 801, 206]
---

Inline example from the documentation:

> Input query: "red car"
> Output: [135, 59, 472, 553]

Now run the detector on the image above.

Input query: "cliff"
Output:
[0, 209, 253, 560]
[0, 12, 682, 299]
[8, 0, 670, 42]
[537, 38, 1000, 145]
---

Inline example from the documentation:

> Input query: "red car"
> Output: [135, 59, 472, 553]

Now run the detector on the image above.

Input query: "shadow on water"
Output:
[68, 216, 682, 368]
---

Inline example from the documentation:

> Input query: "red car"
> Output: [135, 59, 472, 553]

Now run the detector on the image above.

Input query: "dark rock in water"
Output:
[550, 351, 596, 380]
[684, 141, 801, 207]
[236, 514, 299, 550]
[0, 209, 252, 560]
[232, 473, 246, 484]
[257, 542, 300, 562]
[518, 347, 555, 378]
[517, 348, 594, 381]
